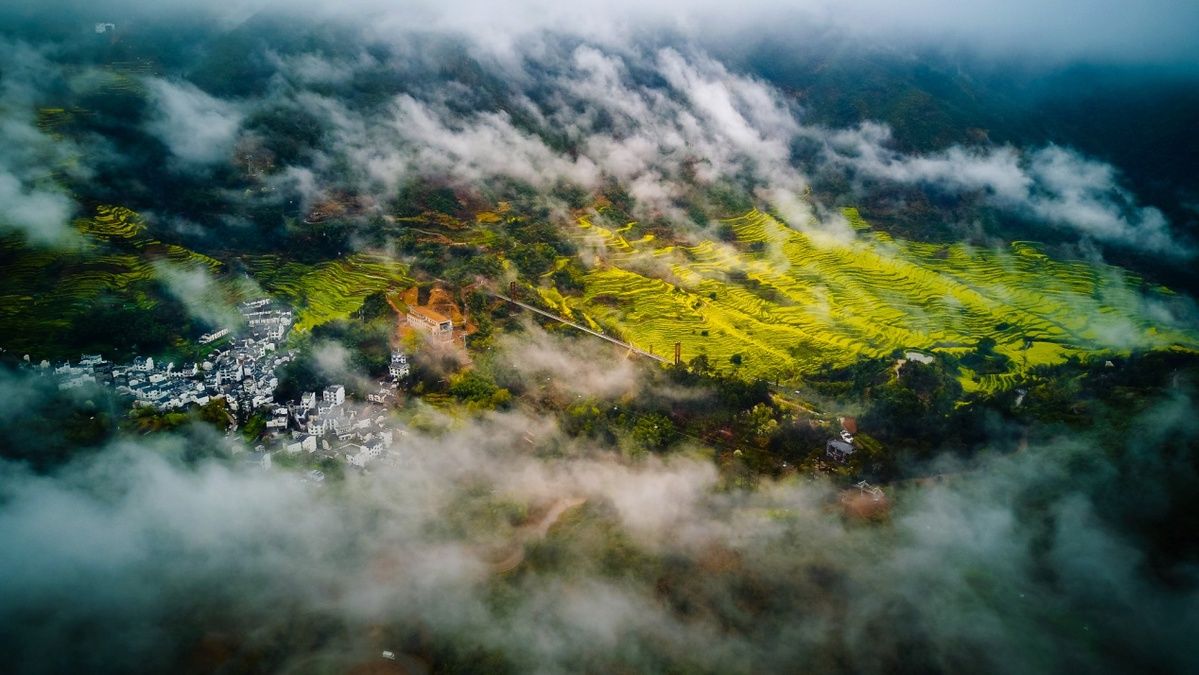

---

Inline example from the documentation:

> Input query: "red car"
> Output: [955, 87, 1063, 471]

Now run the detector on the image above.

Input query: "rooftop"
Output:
[408, 305, 451, 324]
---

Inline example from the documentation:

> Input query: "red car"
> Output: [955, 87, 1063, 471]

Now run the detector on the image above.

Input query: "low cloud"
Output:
[205, 39, 1184, 252]
[495, 323, 646, 400]
[823, 123, 1186, 254]
[386, 94, 601, 190]
[47, 0, 1196, 66]
[145, 79, 244, 166]
[153, 262, 243, 331]
[0, 41, 81, 244]
[0, 169, 76, 244]
[9, 14, 1186, 254]
[0, 373, 1197, 673]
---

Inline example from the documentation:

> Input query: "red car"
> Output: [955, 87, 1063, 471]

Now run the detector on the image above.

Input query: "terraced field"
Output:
[35, 107, 91, 138]
[245, 253, 412, 332]
[550, 209, 1199, 392]
[0, 205, 225, 354]
[80, 204, 149, 240]
[0, 243, 155, 337]
[2, 202, 411, 354]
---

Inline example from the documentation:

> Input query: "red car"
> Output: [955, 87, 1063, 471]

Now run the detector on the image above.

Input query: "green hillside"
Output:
[0, 203, 412, 358]
[244, 253, 412, 332]
[541, 209, 1198, 393]
[0, 205, 222, 357]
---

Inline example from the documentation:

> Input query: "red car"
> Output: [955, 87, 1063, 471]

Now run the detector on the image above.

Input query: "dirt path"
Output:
[489, 497, 587, 574]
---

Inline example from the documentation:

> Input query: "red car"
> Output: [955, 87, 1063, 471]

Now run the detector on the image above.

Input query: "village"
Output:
[15, 298, 440, 479]
[15, 287, 880, 490]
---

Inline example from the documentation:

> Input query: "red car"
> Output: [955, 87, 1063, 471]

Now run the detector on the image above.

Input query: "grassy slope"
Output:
[245, 253, 412, 332]
[548, 209, 1198, 393]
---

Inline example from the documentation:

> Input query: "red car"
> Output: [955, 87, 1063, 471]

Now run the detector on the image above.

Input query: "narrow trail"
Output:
[489, 497, 587, 575]
[490, 291, 826, 415]
[489, 293, 666, 363]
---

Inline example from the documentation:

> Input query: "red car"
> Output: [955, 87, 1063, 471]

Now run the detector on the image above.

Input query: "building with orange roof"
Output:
[406, 305, 454, 341]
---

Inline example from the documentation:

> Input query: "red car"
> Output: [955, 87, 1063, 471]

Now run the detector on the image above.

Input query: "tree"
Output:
[562, 400, 609, 439]
[688, 354, 713, 375]
[509, 242, 558, 277]
[449, 370, 511, 409]
[274, 350, 327, 403]
[631, 413, 678, 453]
[242, 413, 267, 441]
[741, 403, 780, 446]
[358, 291, 392, 322]
[960, 336, 1011, 375]
[196, 398, 233, 431]
[551, 262, 586, 294]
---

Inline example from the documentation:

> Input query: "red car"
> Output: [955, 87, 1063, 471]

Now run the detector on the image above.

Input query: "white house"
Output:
[367, 388, 395, 404]
[286, 435, 317, 454]
[389, 353, 410, 379]
[345, 443, 384, 468]
[242, 450, 272, 471]
[59, 373, 95, 390]
[300, 391, 317, 411]
[323, 384, 345, 406]
[389, 360, 410, 379]
[199, 328, 230, 344]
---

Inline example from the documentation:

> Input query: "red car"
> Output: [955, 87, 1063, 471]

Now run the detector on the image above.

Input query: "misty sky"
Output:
[2, 5, 1193, 255]
[10, 0, 1197, 66]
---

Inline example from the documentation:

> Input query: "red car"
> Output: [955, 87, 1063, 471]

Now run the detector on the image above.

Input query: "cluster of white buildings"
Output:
[20, 299, 293, 412]
[241, 301, 293, 342]
[274, 351, 411, 470]
[282, 399, 398, 469]
[198, 328, 230, 344]
[50, 354, 105, 390]
[21, 299, 414, 473]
